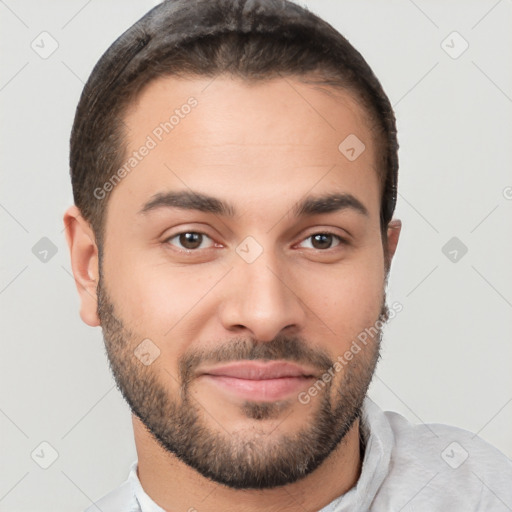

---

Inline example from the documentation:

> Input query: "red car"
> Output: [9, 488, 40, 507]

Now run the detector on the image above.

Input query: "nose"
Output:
[218, 248, 306, 342]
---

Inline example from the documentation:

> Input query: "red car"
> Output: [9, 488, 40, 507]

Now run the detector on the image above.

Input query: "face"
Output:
[93, 75, 397, 489]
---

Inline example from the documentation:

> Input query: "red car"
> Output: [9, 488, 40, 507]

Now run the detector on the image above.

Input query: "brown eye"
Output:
[179, 232, 202, 249]
[299, 232, 344, 250]
[165, 232, 213, 251]
[312, 233, 334, 250]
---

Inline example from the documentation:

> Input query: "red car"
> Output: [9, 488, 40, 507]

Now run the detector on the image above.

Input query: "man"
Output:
[63, 0, 512, 510]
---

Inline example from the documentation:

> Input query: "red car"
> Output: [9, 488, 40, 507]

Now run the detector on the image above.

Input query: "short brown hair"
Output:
[69, 0, 398, 251]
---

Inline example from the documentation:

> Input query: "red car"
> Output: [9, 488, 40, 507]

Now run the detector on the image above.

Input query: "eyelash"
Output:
[163, 230, 348, 253]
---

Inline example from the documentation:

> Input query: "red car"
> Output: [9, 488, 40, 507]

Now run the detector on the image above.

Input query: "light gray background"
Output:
[1, 0, 511, 510]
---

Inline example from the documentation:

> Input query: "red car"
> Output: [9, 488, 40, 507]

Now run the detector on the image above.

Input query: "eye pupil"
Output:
[312, 233, 333, 249]
[180, 232, 202, 249]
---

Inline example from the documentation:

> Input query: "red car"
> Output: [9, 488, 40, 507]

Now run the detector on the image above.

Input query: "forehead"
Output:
[110, 74, 380, 223]
[123, 74, 374, 153]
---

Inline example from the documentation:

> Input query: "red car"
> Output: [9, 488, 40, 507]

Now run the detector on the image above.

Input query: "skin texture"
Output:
[64, 75, 401, 512]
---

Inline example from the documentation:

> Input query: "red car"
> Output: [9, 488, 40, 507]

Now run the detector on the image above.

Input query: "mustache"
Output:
[179, 334, 334, 385]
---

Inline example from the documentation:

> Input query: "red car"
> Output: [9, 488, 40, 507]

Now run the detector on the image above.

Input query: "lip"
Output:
[199, 361, 319, 380]
[197, 361, 319, 402]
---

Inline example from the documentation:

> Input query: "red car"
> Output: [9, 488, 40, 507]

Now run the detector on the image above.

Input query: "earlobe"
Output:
[63, 205, 101, 327]
[386, 218, 402, 263]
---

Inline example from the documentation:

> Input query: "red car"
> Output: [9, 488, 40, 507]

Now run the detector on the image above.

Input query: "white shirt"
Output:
[85, 397, 512, 511]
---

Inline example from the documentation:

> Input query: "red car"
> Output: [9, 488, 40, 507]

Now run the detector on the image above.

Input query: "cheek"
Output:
[303, 246, 385, 347]
[113, 263, 196, 328]
[103, 245, 174, 329]
[105, 246, 223, 350]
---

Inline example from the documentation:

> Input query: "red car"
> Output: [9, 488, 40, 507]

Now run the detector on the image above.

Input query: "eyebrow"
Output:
[138, 190, 369, 218]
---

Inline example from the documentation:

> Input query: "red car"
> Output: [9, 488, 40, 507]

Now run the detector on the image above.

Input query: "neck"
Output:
[133, 415, 363, 512]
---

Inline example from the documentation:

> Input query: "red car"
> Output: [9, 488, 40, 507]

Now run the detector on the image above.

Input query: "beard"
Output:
[96, 272, 388, 490]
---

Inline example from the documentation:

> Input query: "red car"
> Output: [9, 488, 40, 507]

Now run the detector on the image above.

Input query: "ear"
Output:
[385, 218, 402, 268]
[63, 205, 100, 327]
